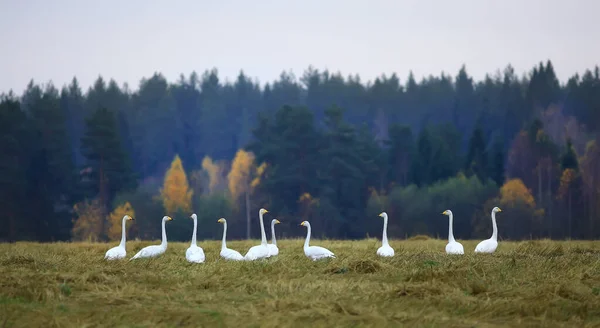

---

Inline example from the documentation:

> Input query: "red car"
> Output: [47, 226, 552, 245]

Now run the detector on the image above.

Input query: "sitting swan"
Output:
[300, 221, 335, 261]
[475, 207, 502, 253]
[376, 212, 394, 257]
[267, 219, 281, 257]
[186, 213, 205, 263]
[129, 216, 172, 260]
[244, 208, 270, 261]
[217, 218, 245, 261]
[104, 215, 134, 260]
[442, 210, 464, 254]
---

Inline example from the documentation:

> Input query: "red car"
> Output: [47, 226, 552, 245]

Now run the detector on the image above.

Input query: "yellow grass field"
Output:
[1, 238, 600, 327]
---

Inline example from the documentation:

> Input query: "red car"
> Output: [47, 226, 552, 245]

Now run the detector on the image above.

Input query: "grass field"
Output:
[1, 238, 600, 327]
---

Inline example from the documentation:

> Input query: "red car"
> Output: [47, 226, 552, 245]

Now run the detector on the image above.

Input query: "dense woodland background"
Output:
[1, 60, 599, 243]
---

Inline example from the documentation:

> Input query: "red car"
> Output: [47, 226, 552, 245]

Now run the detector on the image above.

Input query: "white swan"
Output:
[129, 216, 172, 260]
[376, 212, 394, 257]
[104, 215, 134, 260]
[186, 213, 205, 263]
[475, 207, 502, 253]
[300, 221, 335, 261]
[267, 219, 281, 257]
[244, 208, 270, 261]
[442, 210, 464, 254]
[217, 218, 245, 261]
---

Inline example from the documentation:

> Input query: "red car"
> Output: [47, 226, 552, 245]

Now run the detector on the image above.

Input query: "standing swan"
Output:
[442, 210, 464, 254]
[104, 215, 134, 260]
[129, 216, 172, 260]
[376, 212, 394, 257]
[300, 221, 335, 261]
[217, 218, 245, 261]
[244, 208, 270, 260]
[267, 219, 281, 257]
[475, 207, 502, 253]
[186, 213, 205, 263]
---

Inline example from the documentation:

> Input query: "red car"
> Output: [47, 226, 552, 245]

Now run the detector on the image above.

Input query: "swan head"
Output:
[190, 213, 197, 220]
[442, 210, 452, 216]
[124, 215, 134, 221]
[217, 218, 226, 223]
[492, 207, 502, 213]
[300, 221, 309, 227]
[259, 208, 269, 215]
[378, 212, 387, 218]
[163, 216, 173, 221]
[273, 219, 281, 224]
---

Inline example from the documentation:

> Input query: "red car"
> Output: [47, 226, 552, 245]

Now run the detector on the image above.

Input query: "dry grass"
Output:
[1, 239, 600, 327]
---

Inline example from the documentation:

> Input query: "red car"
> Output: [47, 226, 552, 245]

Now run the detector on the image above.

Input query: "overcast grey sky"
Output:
[0, 0, 598, 94]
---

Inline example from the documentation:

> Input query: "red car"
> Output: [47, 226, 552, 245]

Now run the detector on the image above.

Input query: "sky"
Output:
[0, 0, 598, 94]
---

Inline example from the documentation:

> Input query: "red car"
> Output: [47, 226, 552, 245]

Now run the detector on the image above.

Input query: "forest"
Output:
[0, 60, 599, 243]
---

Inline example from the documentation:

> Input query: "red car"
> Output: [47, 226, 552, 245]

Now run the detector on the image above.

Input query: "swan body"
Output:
[442, 210, 464, 255]
[300, 221, 335, 261]
[129, 216, 172, 260]
[475, 207, 502, 253]
[186, 213, 205, 263]
[267, 219, 281, 257]
[376, 212, 394, 257]
[104, 215, 134, 260]
[244, 208, 271, 261]
[217, 218, 245, 261]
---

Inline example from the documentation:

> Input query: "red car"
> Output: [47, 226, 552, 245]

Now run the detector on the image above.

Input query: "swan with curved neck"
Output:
[442, 210, 464, 254]
[217, 218, 244, 261]
[186, 213, 205, 263]
[474, 207, 502, 253]
[376, 212, 394, 257]
[300, 221, 335, 261]
[267, 219, 281, 257]
[129, 216, 172, 260]
[104, 215, 134, 260]
[244, 208, 270, 260]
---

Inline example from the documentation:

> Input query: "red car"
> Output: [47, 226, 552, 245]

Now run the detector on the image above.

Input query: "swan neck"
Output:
[304, 223, 311, 249]
[161, 218, 167, 247]
[491, 212, 498, 240]
[448, 213, 456, 243]
[259, 212, 267, 245]
[382, 214, 389, 246]
[271, 220, 277, 246]
[119, 216, 127, 247]
[221, 221, 227, 250]
[191, 217, 197, 246]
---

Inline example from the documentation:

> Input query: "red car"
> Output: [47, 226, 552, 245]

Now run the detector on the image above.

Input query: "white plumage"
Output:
[442, 209, 464, 255]
[186, 213, 205, 263]
[376, 212, 395, 257]
[129, 216, 172, 261]
[104, 215, 134, 260]
[300, 221, 335, 261]
[475, 207, 502, 253]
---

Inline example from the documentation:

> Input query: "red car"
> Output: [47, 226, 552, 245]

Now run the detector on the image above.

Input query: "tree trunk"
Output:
[568, 190, 572, 239]
[245, 189, 250, 240]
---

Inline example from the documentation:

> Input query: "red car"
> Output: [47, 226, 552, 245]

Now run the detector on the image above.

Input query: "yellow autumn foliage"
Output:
[499, 178, 536, 208]
[106, 202, 135, 241]
[250, 162, 267, 189]
[71, 198, 104, 242]
[227, 149, 255, 203]
[202, 156, 225, 194]
[161, 154, 193, 213]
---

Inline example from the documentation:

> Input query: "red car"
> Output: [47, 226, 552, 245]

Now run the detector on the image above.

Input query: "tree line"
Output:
[0, 60, 599, 242]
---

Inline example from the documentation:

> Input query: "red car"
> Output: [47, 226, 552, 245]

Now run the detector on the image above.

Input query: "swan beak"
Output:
[378, 212, 384, 217]
[441, 211, 446, 215]
[129, 217, 134, 221]
[275, 219, 281, 224]
[300, 222, 305, 226]
[497, 208, 502, 212]
[167, 216, 173, 221]
[217, 218, 224, 223]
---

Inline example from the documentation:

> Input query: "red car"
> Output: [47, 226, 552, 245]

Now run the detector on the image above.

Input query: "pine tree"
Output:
[81, 107, 136, 219]
[465, 124, 488, 181]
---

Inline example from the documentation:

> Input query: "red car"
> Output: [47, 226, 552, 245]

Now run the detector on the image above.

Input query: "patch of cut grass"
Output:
[0, 239, 599, 327]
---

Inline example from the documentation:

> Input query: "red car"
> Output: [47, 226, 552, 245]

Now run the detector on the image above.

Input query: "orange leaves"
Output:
[106, 202, 135, 241]
[201, 156, 226, 194]
[557, 169, 578, 201]
[160, 154, 193, 214]
[227, 149, 255, 202]
[500, 178, 537, 209]
[71, 198, 104, 242]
